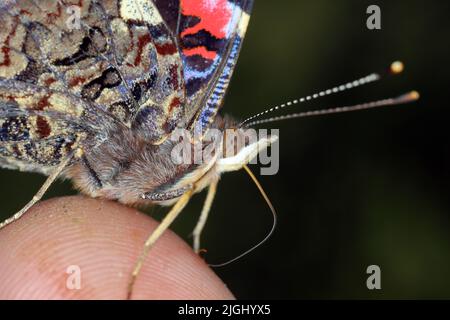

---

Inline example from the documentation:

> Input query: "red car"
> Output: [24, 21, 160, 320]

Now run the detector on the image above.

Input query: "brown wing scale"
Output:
[0, 0, 188, 174]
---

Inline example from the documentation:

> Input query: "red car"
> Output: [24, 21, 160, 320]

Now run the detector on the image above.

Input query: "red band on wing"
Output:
[181, 0, 232, 39]
[182, 46, 217, 60]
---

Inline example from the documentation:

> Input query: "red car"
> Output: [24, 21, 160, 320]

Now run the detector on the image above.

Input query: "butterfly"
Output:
[0, 0, 282, 297]
[0, 0, 419, 298]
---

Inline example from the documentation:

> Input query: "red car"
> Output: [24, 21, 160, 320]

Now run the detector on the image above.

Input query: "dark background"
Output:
[1, 0, 449, 298]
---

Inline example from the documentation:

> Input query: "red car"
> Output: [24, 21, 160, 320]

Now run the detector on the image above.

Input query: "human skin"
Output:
[0, 196, 234, 299]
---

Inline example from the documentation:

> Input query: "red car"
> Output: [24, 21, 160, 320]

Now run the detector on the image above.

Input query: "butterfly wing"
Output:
[0, 78, 99, 173]
[0, 0, 253, 174]
[154, 0, 254, 134]
[0, 0, 187, 152]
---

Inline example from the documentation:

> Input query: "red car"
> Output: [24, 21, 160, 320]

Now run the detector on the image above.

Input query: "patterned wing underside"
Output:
[0, 0, 253, 173]
[0, 77, 100, 173]
[0, 0, 187, 172]
[154, 0, 254, 134]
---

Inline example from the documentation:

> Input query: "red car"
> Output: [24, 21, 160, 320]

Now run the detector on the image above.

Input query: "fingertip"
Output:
[0, 196, 234, 300]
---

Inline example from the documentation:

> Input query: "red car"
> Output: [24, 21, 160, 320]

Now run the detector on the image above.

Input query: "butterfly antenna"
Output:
[239, 61, 406, 128]
[243, 91, 419, 127]
[209, 165, 277, 268]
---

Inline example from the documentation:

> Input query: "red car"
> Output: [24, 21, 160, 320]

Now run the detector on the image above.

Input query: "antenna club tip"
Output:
[390, 61, 405, 74]
[396, 90, 420, 104]
[409, 90, 420, 100]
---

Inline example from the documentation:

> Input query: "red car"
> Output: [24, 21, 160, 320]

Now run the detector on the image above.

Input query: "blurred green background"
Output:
[1, 0, 450, 298]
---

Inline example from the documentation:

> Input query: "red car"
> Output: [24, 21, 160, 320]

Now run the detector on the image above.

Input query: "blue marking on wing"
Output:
[196, 36, 242, 131]
[184, 56, 221, 81]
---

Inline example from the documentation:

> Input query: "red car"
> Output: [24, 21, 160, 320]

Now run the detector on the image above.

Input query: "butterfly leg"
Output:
[192, 179, 218, 254]
[0, 154, 74, 230]
[127, 189, 193, 299]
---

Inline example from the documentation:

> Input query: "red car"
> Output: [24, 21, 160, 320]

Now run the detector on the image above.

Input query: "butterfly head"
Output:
[140, 115, 278, 205]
